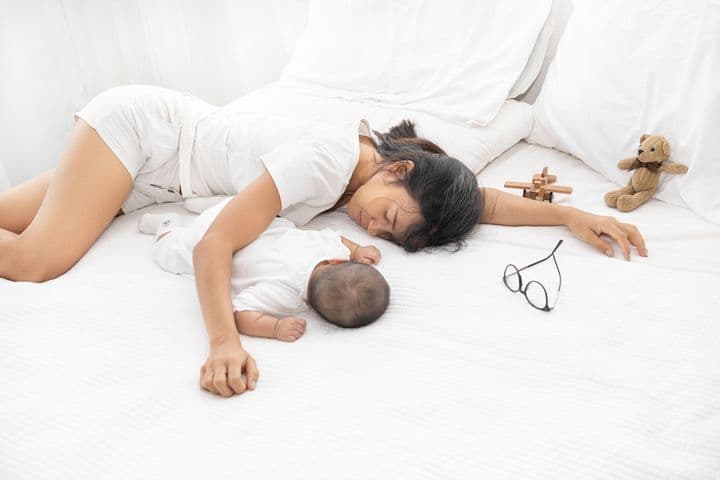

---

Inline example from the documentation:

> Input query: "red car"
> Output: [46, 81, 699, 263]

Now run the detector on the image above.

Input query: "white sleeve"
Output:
[260, 139, 344, 212]
[232, 282, 306, 318]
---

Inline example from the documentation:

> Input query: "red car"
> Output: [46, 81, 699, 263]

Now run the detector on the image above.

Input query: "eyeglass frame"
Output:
[502, 240, 563, 312]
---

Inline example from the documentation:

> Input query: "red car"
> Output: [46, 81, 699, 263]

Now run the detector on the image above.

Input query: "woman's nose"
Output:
[366, 218, 378, 235]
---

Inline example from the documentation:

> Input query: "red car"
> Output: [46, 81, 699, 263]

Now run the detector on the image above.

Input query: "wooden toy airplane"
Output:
[503, 167, 573, 203]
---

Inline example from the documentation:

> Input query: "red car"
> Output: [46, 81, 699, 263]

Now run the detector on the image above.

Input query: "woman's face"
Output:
[346, 164, 424, 244]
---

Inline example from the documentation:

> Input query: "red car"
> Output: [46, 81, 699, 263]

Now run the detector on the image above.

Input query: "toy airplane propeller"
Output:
[504, 167, 573, 203]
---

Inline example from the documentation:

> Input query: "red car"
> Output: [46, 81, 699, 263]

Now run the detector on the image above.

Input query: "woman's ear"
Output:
[385, 160, 415, 181]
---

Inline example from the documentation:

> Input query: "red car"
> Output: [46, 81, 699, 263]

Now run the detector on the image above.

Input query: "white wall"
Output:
[0, 0, 309, 188]
[0, 159, 10, 191]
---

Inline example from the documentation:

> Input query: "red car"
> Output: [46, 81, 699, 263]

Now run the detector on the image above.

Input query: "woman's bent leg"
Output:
[0, 119, 133, 282]
[0, 169, 123, 238]
[0, 170, 54, 234]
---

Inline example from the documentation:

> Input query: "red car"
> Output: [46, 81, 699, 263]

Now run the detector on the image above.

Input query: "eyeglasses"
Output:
[503, 240, 563, 312]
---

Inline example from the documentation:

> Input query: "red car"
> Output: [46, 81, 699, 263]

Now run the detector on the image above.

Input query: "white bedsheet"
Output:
[1, 142, 719, 479]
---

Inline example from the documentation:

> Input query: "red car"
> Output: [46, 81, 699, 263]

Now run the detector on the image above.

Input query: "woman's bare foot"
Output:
[274, 317, 307, 342]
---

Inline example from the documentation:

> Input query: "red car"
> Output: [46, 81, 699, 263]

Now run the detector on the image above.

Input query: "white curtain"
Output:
[0, 0, 309, 189]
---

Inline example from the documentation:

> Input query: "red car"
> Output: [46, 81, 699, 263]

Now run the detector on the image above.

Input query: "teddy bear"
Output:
[604, 134, 688, 212]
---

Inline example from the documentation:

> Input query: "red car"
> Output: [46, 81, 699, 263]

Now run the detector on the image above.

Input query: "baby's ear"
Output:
[640, 134, 650, 144]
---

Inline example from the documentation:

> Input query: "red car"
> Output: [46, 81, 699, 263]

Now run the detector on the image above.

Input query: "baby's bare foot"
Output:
[274, 317, 307, 342]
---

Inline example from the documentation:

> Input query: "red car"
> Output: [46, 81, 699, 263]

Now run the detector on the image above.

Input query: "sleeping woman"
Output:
[0, 85, 647, 396]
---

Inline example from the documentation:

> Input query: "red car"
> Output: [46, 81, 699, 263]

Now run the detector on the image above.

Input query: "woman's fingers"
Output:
[622, 222, 648, 256]
[603, 218, 649, 260]
[603, 222, 632, 260]
[587, 217, 647, 261]
[227, 363, 246, 395]
[585, 224, 614, 257]
[200, 365, 217, 395]
[245, 356, 259, 391]
[199, 343, 258, 397]
[212, 364, 233, 397]
[569, 211, 648, 261]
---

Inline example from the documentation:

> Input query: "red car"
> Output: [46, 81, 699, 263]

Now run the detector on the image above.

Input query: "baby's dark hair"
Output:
[373, 120, 482, 252]
[307, 261, 390, 328]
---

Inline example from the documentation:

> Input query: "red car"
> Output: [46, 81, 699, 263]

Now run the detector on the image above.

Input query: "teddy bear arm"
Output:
[617, 157, 637, 170]
[660, 162, 689, 174]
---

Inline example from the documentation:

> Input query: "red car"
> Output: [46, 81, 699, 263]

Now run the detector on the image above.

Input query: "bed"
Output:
[2, 137, 719, 479]
[4, 0, 720, 477]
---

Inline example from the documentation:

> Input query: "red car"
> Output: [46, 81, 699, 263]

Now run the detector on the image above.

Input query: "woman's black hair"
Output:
[372, 120, 483, 252]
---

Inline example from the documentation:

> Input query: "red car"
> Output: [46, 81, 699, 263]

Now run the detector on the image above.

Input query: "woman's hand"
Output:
[199, 339, 259, 397]
[565, 209, 648, 260]
[353, 245, 381, 265]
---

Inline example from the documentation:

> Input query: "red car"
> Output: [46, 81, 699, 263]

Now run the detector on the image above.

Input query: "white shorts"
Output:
[75, 85, 217, 213]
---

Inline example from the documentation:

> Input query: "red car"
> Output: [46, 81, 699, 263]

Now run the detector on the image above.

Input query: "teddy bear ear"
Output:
[640, 134, 650, 144]
[662, 139, 671, 156]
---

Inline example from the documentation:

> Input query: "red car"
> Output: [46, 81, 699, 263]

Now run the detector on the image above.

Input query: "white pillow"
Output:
[529, 0, 720, 224]
[280, 0, 551, 127]
[225, 82, 534, 174]
[508, 3, 556, 98]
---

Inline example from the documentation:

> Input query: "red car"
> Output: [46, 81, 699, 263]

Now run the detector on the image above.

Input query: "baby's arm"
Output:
[340, 236, 381, 265]
[233, 310, 307, 342]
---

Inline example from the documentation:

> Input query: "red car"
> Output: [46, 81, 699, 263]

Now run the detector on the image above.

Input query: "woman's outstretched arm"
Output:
[193, 170, 282, 397]
[479, 187, 647, 261]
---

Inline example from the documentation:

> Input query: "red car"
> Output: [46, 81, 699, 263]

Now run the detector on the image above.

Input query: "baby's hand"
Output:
[274, 317, 307, 342]
[353, 245, 381, 265]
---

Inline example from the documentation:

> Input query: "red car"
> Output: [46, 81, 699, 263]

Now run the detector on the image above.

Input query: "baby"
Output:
[139, 198, 390, 341]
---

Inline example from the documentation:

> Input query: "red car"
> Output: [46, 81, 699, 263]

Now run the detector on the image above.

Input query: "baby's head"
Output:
[307, 260, 390, 328]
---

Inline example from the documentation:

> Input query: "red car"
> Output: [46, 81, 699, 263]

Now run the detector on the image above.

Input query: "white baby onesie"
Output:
[152, 198, 351, 318]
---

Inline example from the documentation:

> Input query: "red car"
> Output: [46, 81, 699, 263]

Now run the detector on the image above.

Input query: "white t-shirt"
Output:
[190, 110, 376, 226]
[152, 198, 352, 318]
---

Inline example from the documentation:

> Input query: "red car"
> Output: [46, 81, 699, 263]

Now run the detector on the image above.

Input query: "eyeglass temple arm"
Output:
[546, 254, 563, 310]
[515, 240, 564, 274]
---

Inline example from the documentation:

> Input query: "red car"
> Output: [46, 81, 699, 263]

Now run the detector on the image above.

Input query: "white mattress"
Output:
[2, 142, 719, 479]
